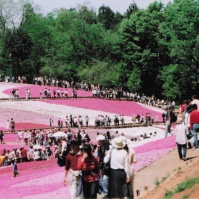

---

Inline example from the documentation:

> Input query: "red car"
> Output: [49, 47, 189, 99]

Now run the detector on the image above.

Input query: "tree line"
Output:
[0, 0, 199, 101]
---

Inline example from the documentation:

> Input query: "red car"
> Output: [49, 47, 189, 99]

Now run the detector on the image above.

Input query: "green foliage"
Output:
[0, 0, 198, 99]
[124, 2, 139, 18]
[175, 178, 199, 192]
[182, 195, 188, 199]
[78, 61, 119, 87]
[159, 64, 180, 99]
[127, 68, 141, 92]
[154, 178, 160, 186]
[98, 6, 115, 30]
[164, 189, 174, 199]
[164, 177, 199, 199]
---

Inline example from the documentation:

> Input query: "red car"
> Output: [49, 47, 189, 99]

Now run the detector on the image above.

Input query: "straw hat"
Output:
[111, 136, 126, 149]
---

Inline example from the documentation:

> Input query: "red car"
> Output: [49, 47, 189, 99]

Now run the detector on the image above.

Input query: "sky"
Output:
[32, 0, 172, 14]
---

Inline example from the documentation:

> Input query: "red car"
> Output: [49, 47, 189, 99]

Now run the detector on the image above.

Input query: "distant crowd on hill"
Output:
[4, 75, 176, 108]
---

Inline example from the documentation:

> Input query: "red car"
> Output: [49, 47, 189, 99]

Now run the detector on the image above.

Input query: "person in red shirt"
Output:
[77, 144, 100, 199]
[189, 104, 199, 149]
[20, 146, 28, 162]
[180, 100, 188, 113]
[64, 140, 83, 199]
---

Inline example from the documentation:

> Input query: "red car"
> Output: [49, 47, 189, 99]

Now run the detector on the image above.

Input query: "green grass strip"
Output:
[164, 177, 199, 199]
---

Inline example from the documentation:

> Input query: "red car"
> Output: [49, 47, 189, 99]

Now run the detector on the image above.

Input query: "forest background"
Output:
[0, 0, 198, 101]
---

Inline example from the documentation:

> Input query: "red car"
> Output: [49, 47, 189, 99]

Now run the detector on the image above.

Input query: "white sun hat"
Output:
[111, 136, 126, 149]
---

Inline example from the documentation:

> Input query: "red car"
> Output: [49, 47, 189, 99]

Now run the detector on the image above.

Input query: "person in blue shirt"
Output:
[13, 158, 19, 177]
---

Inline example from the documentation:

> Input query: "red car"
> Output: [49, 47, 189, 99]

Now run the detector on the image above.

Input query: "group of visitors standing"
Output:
[174, 95, 199, 161]
[63, 132, 136, 199]
[6, 118, 15, 133]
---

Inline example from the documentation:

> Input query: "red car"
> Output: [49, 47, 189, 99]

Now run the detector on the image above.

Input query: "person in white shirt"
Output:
[104, 136, 130, 198]
[17, 131, 23, 144]
[33, 149, 42, 161]
[191, 95, 199, 110]
[24, 131, 30, 145]
[174, 122, 188, 161]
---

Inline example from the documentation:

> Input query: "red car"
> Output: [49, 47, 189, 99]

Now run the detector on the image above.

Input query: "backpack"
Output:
[170, 111, 177, 123]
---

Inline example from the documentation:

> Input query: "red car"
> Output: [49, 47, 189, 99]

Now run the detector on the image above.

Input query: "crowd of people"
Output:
[0, 124, 138, 198]
[4, 76, 199, 198]
[0, 145, 53, 167]
[163, 95, 199, 162]
[47, 112, 161, 131]
[62, 131, 136, 199]
[5, 75, 176, 109]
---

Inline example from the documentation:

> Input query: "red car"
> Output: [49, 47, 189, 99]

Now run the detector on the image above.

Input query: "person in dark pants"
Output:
[10, 118, 15, 133]
[77, 144, 100, 199]
[13, 158, 19, 177]
[174, 122, 188, 161]
[0, 130, 5, 144]
[70, 115, 74, 127]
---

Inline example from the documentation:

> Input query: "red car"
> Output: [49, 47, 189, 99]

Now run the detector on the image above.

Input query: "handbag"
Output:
[103, 162, 111, 176]
[103, 149, 113, 176]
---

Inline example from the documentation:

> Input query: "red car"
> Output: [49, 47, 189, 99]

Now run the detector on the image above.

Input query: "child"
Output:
[13, 158, 19, 177]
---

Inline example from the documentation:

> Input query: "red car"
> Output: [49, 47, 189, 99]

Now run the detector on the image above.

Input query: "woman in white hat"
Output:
[104, 136, 130, 198]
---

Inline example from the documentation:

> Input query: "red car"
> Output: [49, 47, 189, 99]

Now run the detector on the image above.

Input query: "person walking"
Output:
[174, 122, 188, 160]
[13, 158, 19, 177]
[77, 144, 100, 199]
[17, 130, 23, 144]
[64, 140, 83, 199]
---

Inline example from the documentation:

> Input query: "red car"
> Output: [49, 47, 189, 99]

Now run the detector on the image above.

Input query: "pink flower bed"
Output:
[0, 84, 175, 198]
[134, 148, 173, 172]
[0, 160, 69, 198]
[0, 133, 177, 198]
[134, 135, 176, 153]
[3, 84, 92, 98]
[42, 98, 163, 119]
[0, 107, 57, 130]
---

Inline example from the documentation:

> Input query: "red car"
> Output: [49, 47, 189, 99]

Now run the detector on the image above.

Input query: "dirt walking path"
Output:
[134, 147, 199, 199]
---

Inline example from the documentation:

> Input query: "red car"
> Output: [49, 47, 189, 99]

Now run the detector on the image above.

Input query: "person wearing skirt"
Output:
[104, 136, 130, 198]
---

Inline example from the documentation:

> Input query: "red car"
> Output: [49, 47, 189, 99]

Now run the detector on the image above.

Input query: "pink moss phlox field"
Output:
[3, 84, 92, 98]
[132, 136, 176, 172]
[133, 148, 172, 172]
[0, 107, 57, 130]
[134, 136, 176, 153]
[0, 134, 177, 199]
[0, 84, 172, 198]
[42, 98, 163, 119]
[0, 160, 69, 198]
